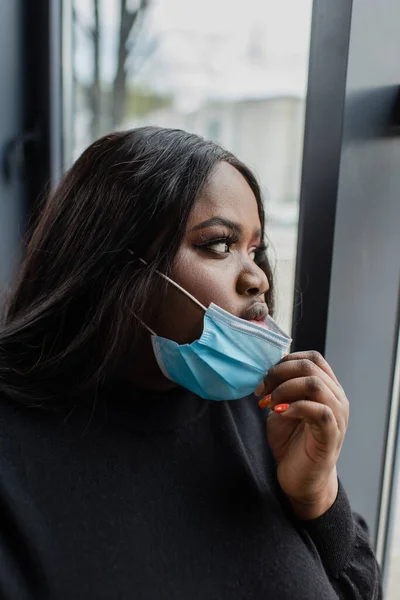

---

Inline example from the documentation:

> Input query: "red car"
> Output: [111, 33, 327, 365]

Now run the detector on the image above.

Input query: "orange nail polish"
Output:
[258, 394, 272, 409]
[274, 403, 289, 413]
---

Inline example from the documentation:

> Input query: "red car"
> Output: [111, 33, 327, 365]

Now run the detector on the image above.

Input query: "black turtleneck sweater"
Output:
[0, 384, 381, 599]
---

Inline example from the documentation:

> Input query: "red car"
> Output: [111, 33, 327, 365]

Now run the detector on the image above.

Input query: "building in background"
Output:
[126, 93, 304, 219]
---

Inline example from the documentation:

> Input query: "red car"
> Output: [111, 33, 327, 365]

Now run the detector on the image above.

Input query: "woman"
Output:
[0, 127, 381, 599]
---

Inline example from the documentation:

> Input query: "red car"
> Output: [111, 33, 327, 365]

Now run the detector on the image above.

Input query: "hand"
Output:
[256, 351, 349, 520]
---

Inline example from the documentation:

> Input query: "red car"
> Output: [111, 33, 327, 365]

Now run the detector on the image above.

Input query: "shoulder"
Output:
[0, 395, 45, 456]
[0, 395, 33, 484]
[0, 394, 28, 440]
[0, 395, 72, 459]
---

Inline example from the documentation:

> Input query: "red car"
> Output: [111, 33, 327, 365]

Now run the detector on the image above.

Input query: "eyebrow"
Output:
[191, 216, 262, 239]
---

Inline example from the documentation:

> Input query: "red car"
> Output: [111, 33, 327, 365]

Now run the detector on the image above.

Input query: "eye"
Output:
[208, 241, 230, 254]
[193, 233, 238, 256]
[249, 249, 257, 261]
[252, 244, 267, 263]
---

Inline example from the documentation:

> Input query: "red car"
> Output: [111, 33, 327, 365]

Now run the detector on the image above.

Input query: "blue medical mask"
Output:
[134, 257, 292, 401]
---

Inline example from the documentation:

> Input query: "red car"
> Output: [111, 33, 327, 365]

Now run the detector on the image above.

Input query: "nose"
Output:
[236, 262, 270, 297]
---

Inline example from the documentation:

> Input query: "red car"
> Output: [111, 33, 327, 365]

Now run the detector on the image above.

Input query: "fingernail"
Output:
[258, 395, 272, 409]
[258, 394, 272, 409]
[255, 382, 265, 397]
[274, 403, 289, 414]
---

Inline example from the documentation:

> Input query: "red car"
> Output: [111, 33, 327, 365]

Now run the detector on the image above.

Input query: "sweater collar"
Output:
[92, 379, 209, 434]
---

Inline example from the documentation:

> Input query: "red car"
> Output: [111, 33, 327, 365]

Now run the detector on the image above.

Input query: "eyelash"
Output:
[194, 234, 266, 262]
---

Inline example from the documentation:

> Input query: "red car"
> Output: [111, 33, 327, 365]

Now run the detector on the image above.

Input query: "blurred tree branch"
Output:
[72, 0, 152, 137]
[72, 3, 101, 139]
[112, 0, 150, 127]
[91, 0, 100, 138]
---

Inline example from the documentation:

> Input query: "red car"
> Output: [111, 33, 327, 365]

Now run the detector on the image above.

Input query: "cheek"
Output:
[151, 247, 239, 345]
[173, 247, 236, 311]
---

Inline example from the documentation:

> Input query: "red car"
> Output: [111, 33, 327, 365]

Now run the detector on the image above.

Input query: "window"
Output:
[63, 0, 313, 332]
[387, 456, 400, 598]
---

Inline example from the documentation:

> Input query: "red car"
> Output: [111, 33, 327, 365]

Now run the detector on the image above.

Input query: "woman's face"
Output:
[150, 161, 270, 345]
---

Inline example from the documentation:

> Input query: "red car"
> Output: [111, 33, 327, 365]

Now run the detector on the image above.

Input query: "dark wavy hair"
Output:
[0, 127, 275, 405]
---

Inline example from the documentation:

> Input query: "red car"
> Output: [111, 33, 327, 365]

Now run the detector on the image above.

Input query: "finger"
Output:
[262, 358, 345, 403]
[274, 400, 340, 449]
[280, 351, 341, 386]
[267, 377, 345, 428]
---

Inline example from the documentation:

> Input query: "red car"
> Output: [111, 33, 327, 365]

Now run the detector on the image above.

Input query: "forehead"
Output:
[187, 162, 261, 227]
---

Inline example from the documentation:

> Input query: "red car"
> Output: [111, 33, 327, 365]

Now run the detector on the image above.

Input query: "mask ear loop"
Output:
[138, 258, 207, 312]
[134, 315, 157, 336]
[127, 252, 207, 336]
